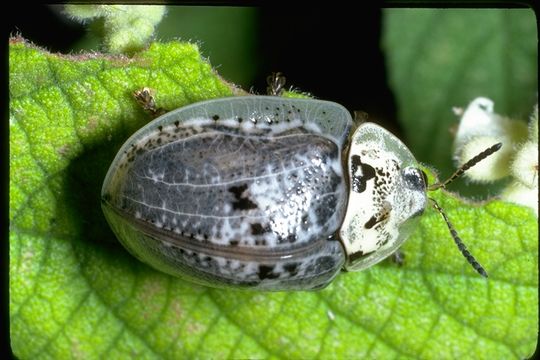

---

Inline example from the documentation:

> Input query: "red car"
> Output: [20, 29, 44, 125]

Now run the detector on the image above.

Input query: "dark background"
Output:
[7, 5, 399, 132]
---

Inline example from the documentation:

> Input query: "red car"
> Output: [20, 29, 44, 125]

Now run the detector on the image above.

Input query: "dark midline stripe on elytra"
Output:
[105, 201, 343, 262]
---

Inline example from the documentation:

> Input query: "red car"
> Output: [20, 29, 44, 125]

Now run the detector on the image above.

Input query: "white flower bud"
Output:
[511, 141, 538, 189]
[453, 97, 528, 183]
[501, 181, 538, 216]
[459, 136, 513, 182]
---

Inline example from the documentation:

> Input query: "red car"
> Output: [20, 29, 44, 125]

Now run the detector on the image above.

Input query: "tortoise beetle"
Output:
[102, 94, 500, 290]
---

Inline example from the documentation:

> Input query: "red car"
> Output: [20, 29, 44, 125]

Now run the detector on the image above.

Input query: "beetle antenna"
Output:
[428, 143, 502, 191]
[428, 198, 488, 277]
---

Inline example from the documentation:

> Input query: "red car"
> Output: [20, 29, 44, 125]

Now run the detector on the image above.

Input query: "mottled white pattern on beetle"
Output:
[341, 145, 398, 254]
[244, 156, 344, 247]
[340, 141, 422, 261]
[118, 116, 344, 248]
[185, 116, 311, 136]
[126, 151, 343, 248]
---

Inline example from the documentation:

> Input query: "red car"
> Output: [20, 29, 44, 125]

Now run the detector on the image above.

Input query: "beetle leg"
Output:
[390, 249, 405, 266]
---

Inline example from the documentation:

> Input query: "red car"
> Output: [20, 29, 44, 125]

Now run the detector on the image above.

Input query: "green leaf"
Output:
[383, 9, 537, 177]
[10, 37, 538, 359]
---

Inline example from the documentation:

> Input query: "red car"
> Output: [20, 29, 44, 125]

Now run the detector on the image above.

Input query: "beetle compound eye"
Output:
[402, 167, 427, 192]
[420, 170, 428, 188]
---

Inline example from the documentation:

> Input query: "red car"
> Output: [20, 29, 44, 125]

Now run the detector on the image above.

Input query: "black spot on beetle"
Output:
[243, 280, 260, 286]
[228, 184, 258, 210]
[351, 155, 376, 193]
[174, 120, 180, 127]
[251, 223, 271, 235]
[255, 239, 268, 246]
[228, 184, 247, 197]
[286, 234, 297, 243]
[229, 240, 239, 246]
[158, 125, 163, 132]
[378, 233, 391, 247]
[348, 250, 374, 263]
[258, 265, 279, 280]
[212, 114, 220, 121]
[365, 204, 391, 229]
[364, 215, 378, 229]
[283, 263, 299, 276]
[237, 117, 243, 123]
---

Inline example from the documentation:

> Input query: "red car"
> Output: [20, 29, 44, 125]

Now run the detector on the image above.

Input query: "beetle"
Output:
[101, 90, 500, 291]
